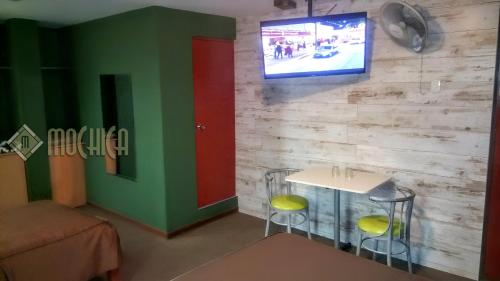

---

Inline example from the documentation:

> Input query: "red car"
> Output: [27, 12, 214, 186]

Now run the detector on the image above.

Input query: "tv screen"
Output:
[260, 12, 367, 79]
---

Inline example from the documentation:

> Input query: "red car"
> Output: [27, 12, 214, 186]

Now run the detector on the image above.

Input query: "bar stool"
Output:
[356, 185, 416, 273]
[264, 168, 311, 239]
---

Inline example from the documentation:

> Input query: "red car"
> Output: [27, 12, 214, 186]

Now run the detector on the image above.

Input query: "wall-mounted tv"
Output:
[260, 12, 367, 79]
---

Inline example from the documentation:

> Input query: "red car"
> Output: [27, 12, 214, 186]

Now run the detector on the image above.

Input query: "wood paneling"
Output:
[235, 0, 499, 279]
[49, 143, 87, 207]
[0, 153, 27, 211]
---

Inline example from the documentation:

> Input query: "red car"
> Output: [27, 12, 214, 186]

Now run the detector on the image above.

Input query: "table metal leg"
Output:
[334, 189, 340, 249]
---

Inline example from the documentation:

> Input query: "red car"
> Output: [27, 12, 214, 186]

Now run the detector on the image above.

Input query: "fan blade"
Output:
[388, 23, 406, 39]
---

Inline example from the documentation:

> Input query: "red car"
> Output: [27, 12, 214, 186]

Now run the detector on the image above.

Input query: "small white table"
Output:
[285, 166, 391, 249]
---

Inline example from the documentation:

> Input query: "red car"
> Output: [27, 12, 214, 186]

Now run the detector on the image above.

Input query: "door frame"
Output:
[480, 17, 500, 281]
[192, 36, 234, 43]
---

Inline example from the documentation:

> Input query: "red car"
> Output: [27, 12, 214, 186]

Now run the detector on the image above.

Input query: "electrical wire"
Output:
[325, 3, 337, 15]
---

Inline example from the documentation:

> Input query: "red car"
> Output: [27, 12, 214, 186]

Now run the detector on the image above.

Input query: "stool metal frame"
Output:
[264, 168, 311, 239]
[356, 185, 416, 273]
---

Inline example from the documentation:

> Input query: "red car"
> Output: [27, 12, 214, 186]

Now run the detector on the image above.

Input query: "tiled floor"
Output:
[82, 205, 471, 281]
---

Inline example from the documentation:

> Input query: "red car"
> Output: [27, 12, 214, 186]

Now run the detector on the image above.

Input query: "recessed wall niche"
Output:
[100, 74, 136, 180]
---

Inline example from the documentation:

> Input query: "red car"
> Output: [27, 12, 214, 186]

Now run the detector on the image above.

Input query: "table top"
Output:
[285, 166, 391, 194]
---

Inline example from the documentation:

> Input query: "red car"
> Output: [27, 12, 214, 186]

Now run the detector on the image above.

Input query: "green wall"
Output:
[67, 8, 168, 231]
[39, 27, 79, 130]
[0, 68, 14, 141]
[0, 6, 237, 233]
[68, 6, 237, 232]
[153, 8, 237, 231]
[6, 19, 51, 200]
[0, 21, 76, 200]
[0, 23, 15, 141]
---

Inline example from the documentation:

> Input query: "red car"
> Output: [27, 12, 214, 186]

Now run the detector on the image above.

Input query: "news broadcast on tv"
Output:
[260, 13, 367, 78]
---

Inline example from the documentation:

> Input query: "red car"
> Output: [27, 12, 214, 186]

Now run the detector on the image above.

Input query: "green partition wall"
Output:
[67, 7, 168, 231]
[68, 6, 237, 233]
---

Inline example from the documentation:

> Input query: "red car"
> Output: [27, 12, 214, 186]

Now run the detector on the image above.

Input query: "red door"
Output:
[192, 37, 235, 208]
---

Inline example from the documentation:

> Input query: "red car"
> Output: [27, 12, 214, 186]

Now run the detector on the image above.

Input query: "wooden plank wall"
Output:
[235, 0, 499, 279]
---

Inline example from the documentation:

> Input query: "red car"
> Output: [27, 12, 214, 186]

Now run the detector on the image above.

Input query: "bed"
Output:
[0, 200, 121, 281]
[172, 233, 430, 281]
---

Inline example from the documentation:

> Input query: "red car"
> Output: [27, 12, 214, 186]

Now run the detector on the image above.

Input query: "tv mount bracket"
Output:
[306, 0, 313, 17]
[306, 0, 337, 18]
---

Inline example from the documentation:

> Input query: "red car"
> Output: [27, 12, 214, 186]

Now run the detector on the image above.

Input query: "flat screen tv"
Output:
[260, 12, 367, 79]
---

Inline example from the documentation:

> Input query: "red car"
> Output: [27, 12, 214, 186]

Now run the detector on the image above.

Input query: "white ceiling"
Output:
[0, 0, 278, 27]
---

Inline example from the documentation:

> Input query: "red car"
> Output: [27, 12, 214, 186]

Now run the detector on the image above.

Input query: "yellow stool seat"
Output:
[271, 195, 308, 211]
[358, 215, 402, 236]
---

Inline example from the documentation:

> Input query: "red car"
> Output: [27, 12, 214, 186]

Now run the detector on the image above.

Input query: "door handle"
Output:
[196, 123, 207, 131]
